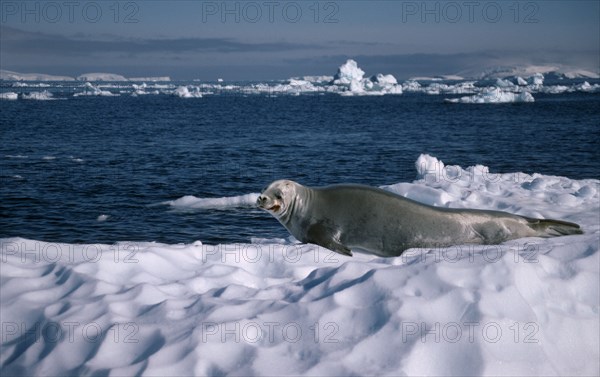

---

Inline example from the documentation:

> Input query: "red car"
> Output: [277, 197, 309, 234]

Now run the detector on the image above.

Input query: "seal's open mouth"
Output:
[268, 204, 281, 212]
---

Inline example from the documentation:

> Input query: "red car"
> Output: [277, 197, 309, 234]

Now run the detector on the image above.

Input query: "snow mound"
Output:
[1, 154, 598, 376]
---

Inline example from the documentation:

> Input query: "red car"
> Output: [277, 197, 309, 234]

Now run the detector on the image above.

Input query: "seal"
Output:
[256, 180, 583, 257]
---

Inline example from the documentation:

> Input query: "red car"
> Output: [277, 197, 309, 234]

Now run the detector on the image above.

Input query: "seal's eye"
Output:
[275, 192, 283, 200]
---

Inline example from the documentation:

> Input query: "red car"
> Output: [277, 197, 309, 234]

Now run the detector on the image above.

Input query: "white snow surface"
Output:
[2, 155, 599, 376]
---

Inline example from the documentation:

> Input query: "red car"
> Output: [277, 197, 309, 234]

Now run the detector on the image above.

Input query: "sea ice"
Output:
[1, 155, 598, 376]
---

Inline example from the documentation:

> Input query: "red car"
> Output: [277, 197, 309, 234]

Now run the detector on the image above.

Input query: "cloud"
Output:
[0, 26, 320, 56]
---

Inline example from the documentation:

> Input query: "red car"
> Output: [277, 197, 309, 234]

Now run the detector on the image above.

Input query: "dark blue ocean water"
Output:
[1, 88, 599, 244]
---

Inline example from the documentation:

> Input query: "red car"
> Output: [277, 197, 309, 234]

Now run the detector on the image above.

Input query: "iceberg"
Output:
[0, 69, 74, 81]
[332, 59, 365, 85]
[333, 60, 403, 96]
[77, 73, 128, 82]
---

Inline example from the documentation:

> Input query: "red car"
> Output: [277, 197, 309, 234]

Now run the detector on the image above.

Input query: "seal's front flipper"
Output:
[306, 223, 353, 257]
[324, 240, 353, 257]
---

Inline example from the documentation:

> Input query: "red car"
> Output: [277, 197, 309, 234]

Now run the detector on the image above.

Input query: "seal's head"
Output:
[257, 180, 299, 218]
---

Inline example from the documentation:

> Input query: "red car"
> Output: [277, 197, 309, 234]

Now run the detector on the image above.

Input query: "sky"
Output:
[1, 0, 599, 80]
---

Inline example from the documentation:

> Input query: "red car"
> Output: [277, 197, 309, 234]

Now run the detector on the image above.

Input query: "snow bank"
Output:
[445, 87, 534, 104]
[1, 155, 598, 376]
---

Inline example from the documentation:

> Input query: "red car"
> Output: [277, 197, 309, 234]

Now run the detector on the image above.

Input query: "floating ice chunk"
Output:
[11, 82, 51, 88]
[529, 73, 544, 86]
[131, 83, 159, 96]
[22, 90, 54, 100]
[333, 59, 365, 85]
[129, 76, 171, 82]
[370, 74, 398, 86]
[540, 85, 569, 94]
[165, 193, 260, 210]
[573, 81, 599, 92]
[516, 76, 528, 86]
[415, 154, 445, 179]
[333, 61, 402, 96]
[288, 79, 312, 86]
[97, 214, 109, 222]
[173, 86, 203, 98]
[0, 92, 18, 100]
[74, 82, 118, 97]
[445, 87, 534, 104]
[299, 75, 334, 83]
[495, 78, 515, 88]
[402, 80, 422, 92]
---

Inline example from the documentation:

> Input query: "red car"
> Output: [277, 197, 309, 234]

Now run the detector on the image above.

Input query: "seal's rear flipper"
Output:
[526, 218, 583, 237]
